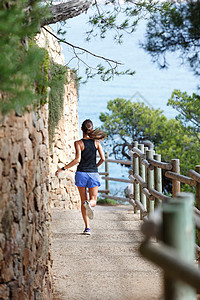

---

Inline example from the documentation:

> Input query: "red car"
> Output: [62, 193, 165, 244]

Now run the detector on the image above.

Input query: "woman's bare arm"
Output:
[55, 141, 81, 176]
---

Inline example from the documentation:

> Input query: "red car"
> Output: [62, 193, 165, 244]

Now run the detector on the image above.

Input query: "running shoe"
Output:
[83, 228, 91, 235]
[83, 200, 94, 220]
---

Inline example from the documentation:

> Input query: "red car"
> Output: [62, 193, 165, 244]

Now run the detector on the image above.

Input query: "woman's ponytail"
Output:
[88, 128, 107, 140]
[81, 119, 107, 140]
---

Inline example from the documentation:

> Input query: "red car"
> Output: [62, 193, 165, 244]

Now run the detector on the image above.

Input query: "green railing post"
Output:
[105, 152, 109, 195]
[196, 165, 200, 265]
[154, 153, 162, 208]
[138, 144, 146, 219]
[171, 159, 180, 197]
[146, 149, 155, 213]
[133, 141, 139, 214]
[162, 193, 196, 300]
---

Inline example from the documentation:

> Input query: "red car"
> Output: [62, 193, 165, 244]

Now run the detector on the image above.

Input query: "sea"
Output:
[50, 7, 199, 197]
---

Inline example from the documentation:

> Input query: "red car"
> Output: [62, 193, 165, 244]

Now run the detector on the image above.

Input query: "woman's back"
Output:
[77, 139, 98, 173]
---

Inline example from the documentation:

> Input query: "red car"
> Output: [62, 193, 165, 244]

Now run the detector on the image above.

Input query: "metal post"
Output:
[171, 159, 180, 197]
[196, 165, 200, 265]
[146, 149, 155, 213]
[138, 144, 146, 219]
[105, 152, 109, 195]
[162, 193, 196, 300]
[154, 153, 162, 208]
[133, 141, 139, 213]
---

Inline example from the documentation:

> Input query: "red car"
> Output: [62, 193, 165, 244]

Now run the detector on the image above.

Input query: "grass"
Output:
[97, 197, 118, 206]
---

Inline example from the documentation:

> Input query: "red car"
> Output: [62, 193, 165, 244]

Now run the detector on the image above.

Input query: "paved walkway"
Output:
[51, 205, 162, 300]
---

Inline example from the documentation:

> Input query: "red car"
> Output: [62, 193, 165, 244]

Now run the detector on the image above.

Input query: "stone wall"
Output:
[49, 70, 80, 209]
[0, 105, 52, 299]
[36, 26, 80, 209]
[0, 26, 80, 299]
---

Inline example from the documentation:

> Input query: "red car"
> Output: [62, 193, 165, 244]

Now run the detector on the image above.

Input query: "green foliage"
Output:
[142, 0, 200, 74]
[168, 90, 200, 137]
[48, 63, 68, 145]
[97, 197, 118, 206]
[35, 47, 51, 106]
[87, 0, 158, 43]
[100, 98, 167, 155]
[0, 0, 50, 114]
[100, 99, 199, 182]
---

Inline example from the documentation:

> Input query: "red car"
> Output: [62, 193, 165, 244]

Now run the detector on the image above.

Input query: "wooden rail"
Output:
[140, 193, 200, 299]
[99, 143, 200, 259]
[99, 142, 200, 299]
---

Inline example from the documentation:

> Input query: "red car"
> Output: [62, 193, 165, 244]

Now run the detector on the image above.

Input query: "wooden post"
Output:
[146, 149, 155, 213]
[105, 152, 109, 195]
[171, 159, 180, 197]
[133, 141, 139, 213]
[154, 153, 162, 208]
[162, 193, 196, 300]
[196, 165, 200, 265]
[138, 144, 146, 219]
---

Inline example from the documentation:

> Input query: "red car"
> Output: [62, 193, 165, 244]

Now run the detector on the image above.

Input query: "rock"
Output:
[0, 139, 11, 159]
[39, 144, 47, 160]
[34, 186, 42, 211]
[51, 177, 59, 190]
[24, 138, 33, 161]
[0, 284, 9, 299]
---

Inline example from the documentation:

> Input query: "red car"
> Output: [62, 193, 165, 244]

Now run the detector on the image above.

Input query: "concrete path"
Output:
[51, 205, 162, 300]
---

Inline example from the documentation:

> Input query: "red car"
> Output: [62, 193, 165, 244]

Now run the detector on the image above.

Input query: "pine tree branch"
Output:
[42, 25, 123, 66]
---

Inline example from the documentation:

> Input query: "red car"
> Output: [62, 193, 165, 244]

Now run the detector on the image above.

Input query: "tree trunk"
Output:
[42, 0, 93, 26]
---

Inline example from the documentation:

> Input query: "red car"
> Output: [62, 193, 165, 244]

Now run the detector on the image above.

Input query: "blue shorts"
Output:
[75, 172, 101, 188]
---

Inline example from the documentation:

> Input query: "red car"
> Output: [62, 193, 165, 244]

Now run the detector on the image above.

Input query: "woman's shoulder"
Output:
[94, 139, 100, 148]
[75, 139, 83, 143]
[74, 139, 83, 147]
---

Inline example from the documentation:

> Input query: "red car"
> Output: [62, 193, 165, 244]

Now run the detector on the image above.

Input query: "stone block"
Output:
[53, 200, 60, 207]
[1, 175, 11, 194]
[42, 128, 49, 145]
[57, 149, 67, 164]
[32, 111, 38, 128]
[34, 186, 42, 211]
[39, 144, 47, 160]
[61, 188, 70, 202]
[60, 178, 69, 188]
[36, 131, 43, 145]
[23, 247, 32, 270]
[51, 177, 59, 190]
[0, 138, 11, 159]
[0, 284, 9, 299]
[8, 280, 19, 300]
[55, 140, 62, 149]
[24, 137, 33, 161]
[27, 192, 34, 213]
[10, 190, 23, 222]
[38, 116, 45, 132]
[25, 160, 35, 196]
[10, 121, 23, 142]
[0, 127, 5, 138]
[1, 257, 15, 282]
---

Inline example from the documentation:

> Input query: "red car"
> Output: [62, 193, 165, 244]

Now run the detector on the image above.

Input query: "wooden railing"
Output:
[140, 193, 200, 300]
[99, 142, 200, 256]
[99, 141, 200, 299]
[98, 152, 133, 202]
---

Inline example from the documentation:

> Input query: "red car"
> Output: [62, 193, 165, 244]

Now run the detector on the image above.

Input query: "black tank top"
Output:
[77, 139, 98, 172]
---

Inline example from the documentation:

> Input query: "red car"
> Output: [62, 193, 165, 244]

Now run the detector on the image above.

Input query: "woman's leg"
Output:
[88, 186, 99, 207]
[77, 186, 89, 229]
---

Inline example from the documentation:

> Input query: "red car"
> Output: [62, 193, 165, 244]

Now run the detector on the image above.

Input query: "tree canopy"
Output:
[100, 98, 200, 177]
[0, 0, 49, 114]
[142, 0, 200, 75]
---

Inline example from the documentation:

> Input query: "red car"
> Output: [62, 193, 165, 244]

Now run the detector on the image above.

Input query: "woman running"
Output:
[55, 119, 106, 235]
